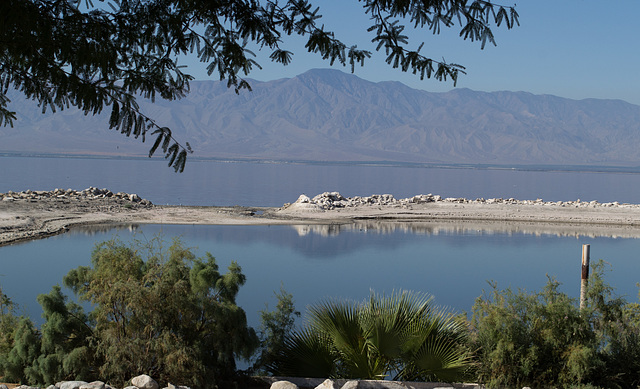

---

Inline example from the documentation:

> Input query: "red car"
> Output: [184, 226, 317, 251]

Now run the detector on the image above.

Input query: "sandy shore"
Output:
[3, 189, 640, 247]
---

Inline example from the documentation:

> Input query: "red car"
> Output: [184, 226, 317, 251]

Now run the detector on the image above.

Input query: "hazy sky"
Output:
[182, 1, 640, 105]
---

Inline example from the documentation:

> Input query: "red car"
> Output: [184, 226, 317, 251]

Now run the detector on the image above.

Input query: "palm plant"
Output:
[268, 290, 472, 382]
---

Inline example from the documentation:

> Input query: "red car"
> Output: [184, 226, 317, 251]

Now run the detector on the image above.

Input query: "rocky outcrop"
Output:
[0, 187, 156, 246]
[279, 194, 325, 213]
[281, 191, 634, 211]
[0, 188, 152, 206]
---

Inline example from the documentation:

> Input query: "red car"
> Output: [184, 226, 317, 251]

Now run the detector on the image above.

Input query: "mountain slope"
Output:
[3, 68, 640, 166]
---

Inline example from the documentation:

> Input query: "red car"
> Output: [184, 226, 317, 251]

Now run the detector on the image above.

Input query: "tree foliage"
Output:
[0, 285, 19, 357]
[269, 290, 472, 382]
[253, 285, 301, 374]
[0, 286, 95, 385]
[1, 0, 518, 171]
[0, 237, 259, 388]
[471, 260, 640, 389]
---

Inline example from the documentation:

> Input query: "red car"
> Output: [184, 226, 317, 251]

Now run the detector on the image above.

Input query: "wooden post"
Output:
[580, 244, 590, 310]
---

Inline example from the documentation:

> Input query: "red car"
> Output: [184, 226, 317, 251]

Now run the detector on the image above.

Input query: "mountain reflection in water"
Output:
[2, 222, 639, 331]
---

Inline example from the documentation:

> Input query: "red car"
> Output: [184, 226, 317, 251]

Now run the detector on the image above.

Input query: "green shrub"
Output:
[0, 286, 19, 356]
[253, 285, 300, 374]
[0, 237, 259, 388]
[471, 260, 640, 389]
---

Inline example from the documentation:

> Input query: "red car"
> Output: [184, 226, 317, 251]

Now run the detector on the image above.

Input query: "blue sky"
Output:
[182, 1, 640, 105]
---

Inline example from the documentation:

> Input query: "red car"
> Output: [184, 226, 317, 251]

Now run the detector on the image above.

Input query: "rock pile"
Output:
[268, 378, 478, 389]
[0, 188, 152, 206]
[1, 374, 187, 389]
[283, 191, 633, 211]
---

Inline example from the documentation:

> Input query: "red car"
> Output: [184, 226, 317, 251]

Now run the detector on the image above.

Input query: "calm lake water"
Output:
[1, 155, 640, 328]
[3, 155, 640, 206]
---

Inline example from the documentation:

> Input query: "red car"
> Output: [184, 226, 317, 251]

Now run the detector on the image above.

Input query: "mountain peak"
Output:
[3, 69, 640, 166]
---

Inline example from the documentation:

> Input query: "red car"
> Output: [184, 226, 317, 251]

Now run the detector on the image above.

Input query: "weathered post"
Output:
[580, 244, 590, 310]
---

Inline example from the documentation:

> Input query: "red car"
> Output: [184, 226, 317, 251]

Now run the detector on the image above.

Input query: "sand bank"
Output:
[3, 189, 640, 247]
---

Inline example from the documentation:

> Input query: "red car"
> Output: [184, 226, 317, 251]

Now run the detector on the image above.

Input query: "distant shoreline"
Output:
[4, 189, 640, 247]
[4, 153, 640, 175]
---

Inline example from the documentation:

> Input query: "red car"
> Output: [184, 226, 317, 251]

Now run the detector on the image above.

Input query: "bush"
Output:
[0, 237, 259, 388]
[253, 285, 300, 374]
[0, 286, 19, 356]
[471, 260, 640, 389]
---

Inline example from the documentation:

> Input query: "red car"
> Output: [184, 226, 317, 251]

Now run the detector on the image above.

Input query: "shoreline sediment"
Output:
[4, 189, 640, 247]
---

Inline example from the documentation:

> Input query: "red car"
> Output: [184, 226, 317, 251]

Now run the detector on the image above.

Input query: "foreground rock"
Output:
[6, 374, 193, 389]
[129, 375, 158, 389]
[265, 378, 481, 389]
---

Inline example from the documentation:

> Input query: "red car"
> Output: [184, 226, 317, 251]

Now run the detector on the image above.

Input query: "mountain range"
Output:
[3, 68, 640, 166]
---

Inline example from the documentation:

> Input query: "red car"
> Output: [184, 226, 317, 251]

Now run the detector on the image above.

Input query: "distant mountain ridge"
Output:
[3, 68, 640, 166]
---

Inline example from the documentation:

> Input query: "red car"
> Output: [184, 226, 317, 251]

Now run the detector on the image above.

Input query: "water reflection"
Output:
[72, 223, 141, 236]
[68, 219, 640, 243]
[2, 222, 640, 331]
[290, 220, 640, 240]
[62, 220, 640, 262]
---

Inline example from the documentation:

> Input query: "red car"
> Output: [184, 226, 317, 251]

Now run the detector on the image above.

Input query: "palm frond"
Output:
[276, 290, 472, 381]
[267, 328, 335, 377]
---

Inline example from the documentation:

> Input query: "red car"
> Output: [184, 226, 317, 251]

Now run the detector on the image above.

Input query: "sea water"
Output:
[1, 155, 640, 328]
[2, 155, 640, 206]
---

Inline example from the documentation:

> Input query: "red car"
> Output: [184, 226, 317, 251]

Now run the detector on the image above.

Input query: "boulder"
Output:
[165, 384, 190, 389]
[337, 381, 407, 389]
[80, 381, 106, 389]
[296, 194, 311, 203]
[282, 195, 323, 212]
[314, 379, 338, 389]
[57, 381, 89, 389]
[270, 381, 298, 389]
[131, 375, 158, 389]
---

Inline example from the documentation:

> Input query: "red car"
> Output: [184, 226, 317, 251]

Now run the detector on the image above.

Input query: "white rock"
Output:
[341, 381, 407, 389]
[270, 381, 298, 389]
[165, 384, 190, 389]
[58, 381, 89, 389]
[131, 375, 158, 389]
[314, 379, 338, 389]
[80, 381, 106, 389]
[295, 194, 311, 203]
[281, 194, 324, 212]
